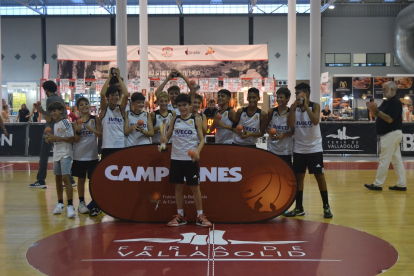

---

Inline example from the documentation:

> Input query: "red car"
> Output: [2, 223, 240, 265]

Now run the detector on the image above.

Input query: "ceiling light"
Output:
[329, 5, 335, 9]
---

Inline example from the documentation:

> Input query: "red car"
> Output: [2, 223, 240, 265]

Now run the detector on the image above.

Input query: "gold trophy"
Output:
[159, 118, 169, 152]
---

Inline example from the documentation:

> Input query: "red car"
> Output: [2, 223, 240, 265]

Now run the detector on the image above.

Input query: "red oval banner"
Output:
[90, 144, 297, 223]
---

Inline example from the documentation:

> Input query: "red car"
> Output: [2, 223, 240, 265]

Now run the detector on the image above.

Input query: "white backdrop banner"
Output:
[57, 44, 268, 80]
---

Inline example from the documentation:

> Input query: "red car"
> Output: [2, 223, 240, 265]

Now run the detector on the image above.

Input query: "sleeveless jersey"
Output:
[293, 102, 323, 153]
[126, 110, 151, 147]
[101, 105, 125, 149]
[73, 116, 99, 161]
[215, 108, 234, 144]
[171, 115, 198, 161]
[152, 109, 174, 143]
[267, 107, 293, 155]
[168, 103, 180, 116]
[233, 107, 262, 146]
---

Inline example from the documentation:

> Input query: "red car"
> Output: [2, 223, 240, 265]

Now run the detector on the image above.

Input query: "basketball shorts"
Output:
[293, 152, 324, 174]
[71, 159, 99, 179]
[169, 160, 200, 185]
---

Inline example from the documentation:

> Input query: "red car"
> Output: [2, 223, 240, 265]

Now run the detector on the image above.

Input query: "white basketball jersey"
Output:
[215, 108, 234, 144]
[126, 110, 151, 147]
[101, 105, 125, 149]
[73, 116, 99, 161]
[171, 115, 198, 161]
[293, 102, 323, 153]
[53, 119, 74, 161]
[267, 107, 293, 155]
[233, 107, 261, 146]
[168, 103, 180, 116]
[152, 110, 174, 144]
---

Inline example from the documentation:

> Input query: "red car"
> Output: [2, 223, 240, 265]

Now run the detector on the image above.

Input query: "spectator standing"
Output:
[17, 104, 30, 122]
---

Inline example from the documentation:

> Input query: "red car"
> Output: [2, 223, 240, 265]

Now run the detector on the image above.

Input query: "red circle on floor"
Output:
[27, 219, 398, 276]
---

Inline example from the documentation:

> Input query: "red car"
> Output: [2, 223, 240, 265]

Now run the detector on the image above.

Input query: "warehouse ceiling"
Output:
[0, 0, 412, 16]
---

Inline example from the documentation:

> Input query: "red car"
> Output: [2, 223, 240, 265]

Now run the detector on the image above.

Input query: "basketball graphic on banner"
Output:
[90, 144, 297, 223]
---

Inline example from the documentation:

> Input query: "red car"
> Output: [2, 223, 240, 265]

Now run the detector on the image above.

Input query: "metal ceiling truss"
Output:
[248, 0, 257, 14]
[94, 0, 115, 14]
[176, 0, 183, 14]
[13, 0, 46, 15]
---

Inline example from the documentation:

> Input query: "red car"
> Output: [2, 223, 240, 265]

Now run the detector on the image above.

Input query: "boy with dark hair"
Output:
[100, 67, 129, 158]
[232, 87, 267, 147]
[124, 92, 154, 146]
[45, 102, 75, 218]
[89, 68, 128, 216]
[72, 97, 102, 214]
[267, 88, 294, 164]
[286, 83, 333, 218]
[162, 93, 212, 228]
[209, 89, 235, 144]
[203, 99, 218, 118]
[192, 94, 208, 136]
[151, 92, 176, 144]
[30, 80, 76, 189]
[155, 69, 197, 116]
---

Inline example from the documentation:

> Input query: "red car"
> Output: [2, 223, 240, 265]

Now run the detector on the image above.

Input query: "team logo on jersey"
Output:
[143, 114, 147, 117]
[115, 107, 120, 112]
[90, 120, 95, 126]
[254, 115, 258, 120]
[189, 120, 194, 125]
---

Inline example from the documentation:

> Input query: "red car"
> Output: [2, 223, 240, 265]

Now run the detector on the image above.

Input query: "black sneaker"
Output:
[283, 208, 305, 217]
[30, 181, 47, 189]
[89, 207, 102, 217]
[323, 207, 333, 218]
[389, 185, 406, 191]
[364, 184, 382, 191]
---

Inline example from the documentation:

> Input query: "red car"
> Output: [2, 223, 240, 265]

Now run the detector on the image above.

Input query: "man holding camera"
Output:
[285, 83, 333, 219]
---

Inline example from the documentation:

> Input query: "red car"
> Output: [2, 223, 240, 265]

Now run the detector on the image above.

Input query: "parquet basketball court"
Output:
[0, 156, 413, 275]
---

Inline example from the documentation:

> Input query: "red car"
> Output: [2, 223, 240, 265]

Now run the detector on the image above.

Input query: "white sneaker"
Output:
[67, 205, 76, 218]
[78, 202, 89, 214]
[53, 203, 65, 214]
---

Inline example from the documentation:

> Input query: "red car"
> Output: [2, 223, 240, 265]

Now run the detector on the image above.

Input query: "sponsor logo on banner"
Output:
[90, 145, 297, 223]
[402, 134, 414, 152]
[1, 134, 13, 146]
[161, 47, 174, 58]
[185, 48, 201, 55]
[205, 47, 215, 55]
[325, 126, 362, 151]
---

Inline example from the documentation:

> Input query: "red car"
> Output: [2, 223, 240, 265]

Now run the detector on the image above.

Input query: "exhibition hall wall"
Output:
[0, 14, 408, 84]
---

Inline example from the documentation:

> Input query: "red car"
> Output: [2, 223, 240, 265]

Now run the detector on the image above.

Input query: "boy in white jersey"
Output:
[125, 92, 154, 146]
[210, 89, 236, 144]
[100, 67, 129, 158]
[151, 92, 176, 144]
[285, 83, 333, 218]
[192, 94, 208, 136]
[91, 68, 128, 216]
[72, 97, 102, 214]
[232, 88, 267, 147]
[45, 102, 76, 218]
[155, 69, 197, 116]
[162, 93, 212, 228]
[267, 88, 294, 165]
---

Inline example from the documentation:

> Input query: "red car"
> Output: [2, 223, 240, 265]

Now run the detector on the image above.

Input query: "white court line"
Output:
[82, 259, 341, 262]
[207, 227, 210, 276]
[0, 164, 13, 169]
[212, 224, 215, 276]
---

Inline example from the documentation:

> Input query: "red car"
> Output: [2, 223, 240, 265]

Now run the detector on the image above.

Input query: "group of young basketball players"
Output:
[43, 67, 332, 227]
